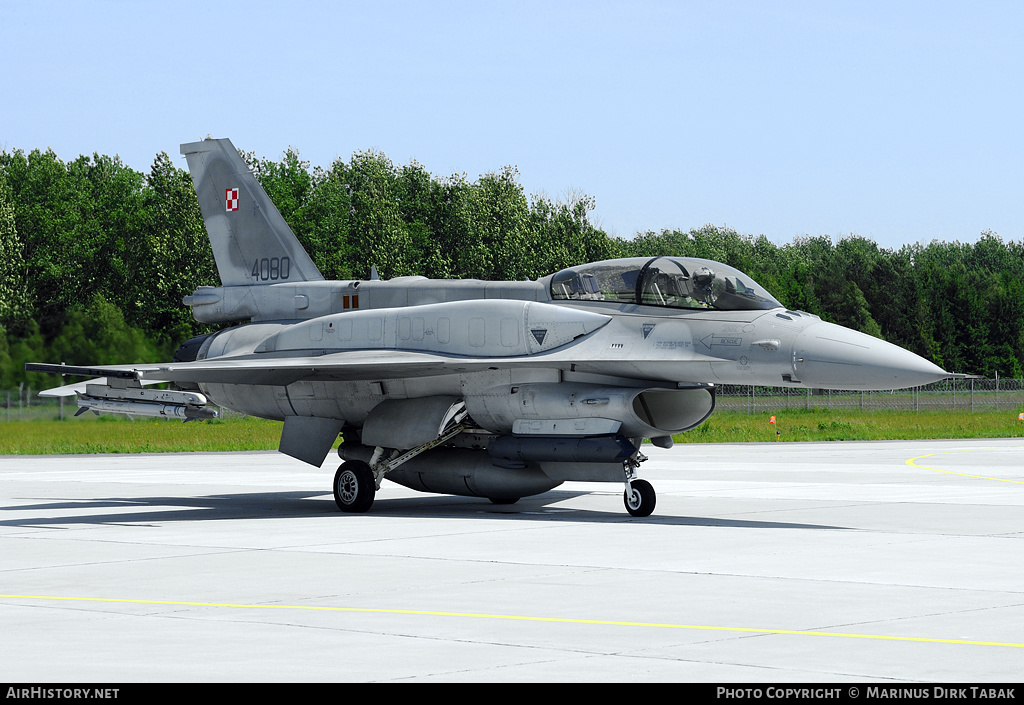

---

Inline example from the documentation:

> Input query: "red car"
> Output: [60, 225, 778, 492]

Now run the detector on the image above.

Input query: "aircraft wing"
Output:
[29, 347, 725, 392]
[29, 353, 472, 390]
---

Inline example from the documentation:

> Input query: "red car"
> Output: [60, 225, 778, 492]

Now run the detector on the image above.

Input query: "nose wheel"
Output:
[622, 450, 655, 517]
[624, 479, 656, 517]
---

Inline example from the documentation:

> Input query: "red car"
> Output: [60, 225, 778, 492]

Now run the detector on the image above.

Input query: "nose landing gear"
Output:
[624, 479, 656, 517]
[622, 451, 656, 517]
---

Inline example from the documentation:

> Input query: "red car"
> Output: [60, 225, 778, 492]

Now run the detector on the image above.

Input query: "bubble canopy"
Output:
[549, 257, 782, 312]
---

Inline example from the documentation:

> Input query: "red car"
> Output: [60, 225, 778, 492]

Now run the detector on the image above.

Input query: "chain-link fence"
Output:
[715, 377, 1024, 413]
[2, 386, 49, 422]
[5, 378, 1022, 422]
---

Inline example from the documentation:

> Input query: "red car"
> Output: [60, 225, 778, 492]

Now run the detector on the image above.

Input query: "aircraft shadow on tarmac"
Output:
[0, 490, 849, 530]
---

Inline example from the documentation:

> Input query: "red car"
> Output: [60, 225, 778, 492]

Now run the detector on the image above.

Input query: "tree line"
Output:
[1, 144, 1022, 389]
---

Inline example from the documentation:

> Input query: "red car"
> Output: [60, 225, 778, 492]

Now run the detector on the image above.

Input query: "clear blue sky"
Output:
[2, 0, 1021, 250]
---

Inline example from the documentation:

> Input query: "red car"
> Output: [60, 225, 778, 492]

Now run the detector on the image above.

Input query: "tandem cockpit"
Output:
[548, 257, 783, 312]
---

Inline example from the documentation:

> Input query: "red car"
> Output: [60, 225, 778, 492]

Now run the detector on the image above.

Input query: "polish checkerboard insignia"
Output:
[226, 188, 239, 212]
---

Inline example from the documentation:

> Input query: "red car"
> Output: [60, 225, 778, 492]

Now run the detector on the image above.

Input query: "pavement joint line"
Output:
[3, 594, 1022, 648]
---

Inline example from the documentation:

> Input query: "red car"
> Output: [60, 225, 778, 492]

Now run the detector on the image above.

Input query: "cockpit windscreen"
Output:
[549, 257, 782, 311]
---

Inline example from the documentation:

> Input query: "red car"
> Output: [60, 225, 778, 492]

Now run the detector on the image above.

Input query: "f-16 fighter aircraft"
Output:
[29, 138, 949, 517]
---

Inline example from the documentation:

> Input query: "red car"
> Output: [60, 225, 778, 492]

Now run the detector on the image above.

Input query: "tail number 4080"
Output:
[251, 257, 291, 281]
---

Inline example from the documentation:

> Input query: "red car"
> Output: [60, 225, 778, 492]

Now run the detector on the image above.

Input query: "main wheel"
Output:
[624, 479, 656, 517]
[334, 461, 375, 513]
[488, 497, 520, 505]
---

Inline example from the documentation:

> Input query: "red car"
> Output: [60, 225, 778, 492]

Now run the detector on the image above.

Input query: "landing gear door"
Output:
[361, 396, 464, 450]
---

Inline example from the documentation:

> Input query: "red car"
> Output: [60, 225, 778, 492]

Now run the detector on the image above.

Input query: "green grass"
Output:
[2, 407, 1024, 455]
[0, 414, 287, 455]
[677, 408, 1024, 443]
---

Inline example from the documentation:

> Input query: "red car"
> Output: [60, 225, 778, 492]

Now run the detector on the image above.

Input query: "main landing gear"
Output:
[333, 460, 375, 513]
[334, 428, 659, 518]
[334, 404, 471, 513]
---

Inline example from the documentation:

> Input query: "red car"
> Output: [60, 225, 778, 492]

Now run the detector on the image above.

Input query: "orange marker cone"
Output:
[769, 416, 776, 424]
[1018, 413, 1024, 421]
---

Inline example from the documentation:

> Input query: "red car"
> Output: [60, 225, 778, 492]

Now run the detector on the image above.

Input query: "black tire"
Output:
[488, 497, 520, 505]
[624, 479, 656, 517]
[333, 461, 375, 513]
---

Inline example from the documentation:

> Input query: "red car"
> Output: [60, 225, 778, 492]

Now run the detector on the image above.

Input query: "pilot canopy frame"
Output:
[549, 256, 782, 312]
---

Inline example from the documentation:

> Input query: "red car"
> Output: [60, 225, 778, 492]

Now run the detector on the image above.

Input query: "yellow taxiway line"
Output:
[906, 448, 1024, 484]
[2, 594, 1021, 648]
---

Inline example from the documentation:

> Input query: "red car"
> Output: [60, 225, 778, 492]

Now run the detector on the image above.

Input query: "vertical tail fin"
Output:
[180, 137, 323, 286]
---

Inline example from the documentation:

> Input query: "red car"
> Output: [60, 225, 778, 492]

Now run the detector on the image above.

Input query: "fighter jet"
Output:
[28, 137, 949, 517]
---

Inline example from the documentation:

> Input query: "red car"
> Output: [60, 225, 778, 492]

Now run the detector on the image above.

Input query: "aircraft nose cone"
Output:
[793, 321, 948, 390]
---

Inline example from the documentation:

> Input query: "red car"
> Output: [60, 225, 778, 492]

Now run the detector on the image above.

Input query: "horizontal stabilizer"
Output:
[27, 362, 139, 382]
[37, 376, 163, 398]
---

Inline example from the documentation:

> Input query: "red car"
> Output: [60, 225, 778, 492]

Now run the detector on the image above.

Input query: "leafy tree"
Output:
[0, 147, 89, 336]
[341, 150, 414, 279]
[5, 319, 47, 389]
[0, 325, 12, 389]
[49, 293, 167, 368]
[0, 171, 30, 329]
[395, 161, 455, 279]
[301, 164, 355, 279]
[0, 149, 146, 341]
[450, 166, 530, 281]
[527, 191, 618, 278]
[245, 147, 314, 242]
[130, 151, 217, 342]
[814, 237, 884, 338]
